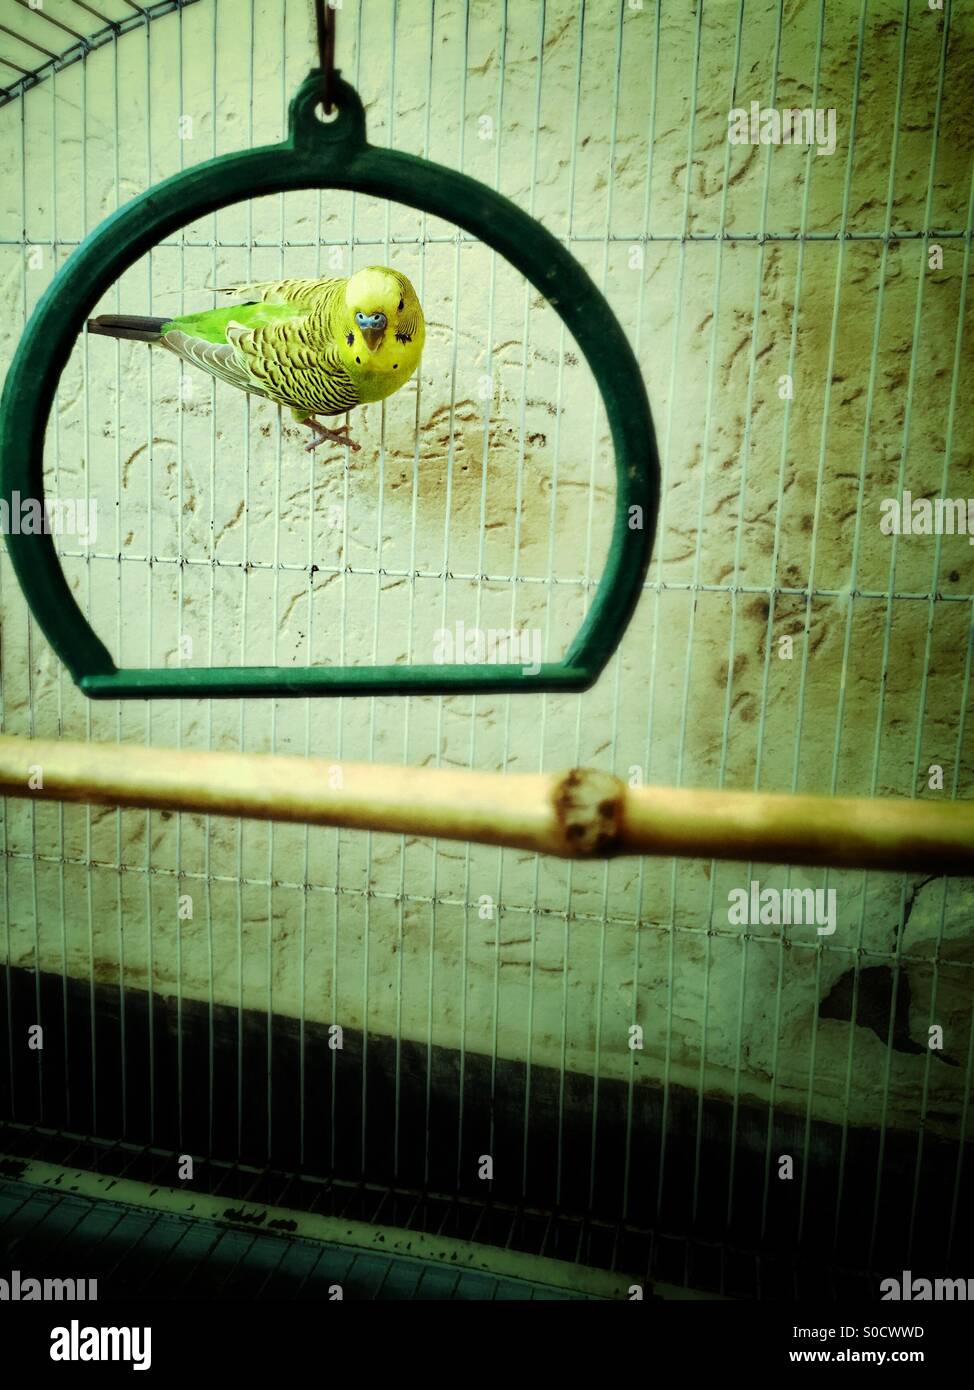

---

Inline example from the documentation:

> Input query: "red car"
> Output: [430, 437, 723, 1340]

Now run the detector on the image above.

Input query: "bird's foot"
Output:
[304, 420, 361, 453]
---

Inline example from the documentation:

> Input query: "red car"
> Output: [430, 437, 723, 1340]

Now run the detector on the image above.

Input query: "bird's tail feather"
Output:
[86, 314, 169, 342]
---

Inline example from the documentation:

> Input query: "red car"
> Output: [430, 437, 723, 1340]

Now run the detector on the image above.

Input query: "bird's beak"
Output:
[361, 326, 385, 352]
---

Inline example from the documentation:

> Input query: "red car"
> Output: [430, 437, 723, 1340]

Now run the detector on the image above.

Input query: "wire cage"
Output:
[0, 0, 972, 1302]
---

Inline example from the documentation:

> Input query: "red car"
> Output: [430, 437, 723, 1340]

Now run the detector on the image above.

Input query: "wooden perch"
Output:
[0, 734, 971, 874]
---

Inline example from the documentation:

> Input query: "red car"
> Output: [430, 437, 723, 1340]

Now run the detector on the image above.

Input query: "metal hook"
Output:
[313, 0, 336, 113]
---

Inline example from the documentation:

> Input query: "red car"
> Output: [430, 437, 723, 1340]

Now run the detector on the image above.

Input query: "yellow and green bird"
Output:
[87, 266, 425, 452]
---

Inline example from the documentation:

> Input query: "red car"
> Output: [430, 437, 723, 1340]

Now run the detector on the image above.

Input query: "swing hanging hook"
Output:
[313, 0, 337, 113]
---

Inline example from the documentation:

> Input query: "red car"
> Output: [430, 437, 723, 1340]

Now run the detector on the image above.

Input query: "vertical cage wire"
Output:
[940, 153, 974, 1268]
[796, 0, 872, 1255]
[861, 2, 929, 1267]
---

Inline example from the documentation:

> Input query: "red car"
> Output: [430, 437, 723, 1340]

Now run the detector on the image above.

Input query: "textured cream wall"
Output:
[1, 0, 972, 1138]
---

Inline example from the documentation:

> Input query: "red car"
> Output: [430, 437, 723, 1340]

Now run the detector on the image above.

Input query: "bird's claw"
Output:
[305, 423, 361, 453]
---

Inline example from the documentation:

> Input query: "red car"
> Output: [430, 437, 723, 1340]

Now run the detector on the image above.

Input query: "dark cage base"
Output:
[1, 966, 968, 1300]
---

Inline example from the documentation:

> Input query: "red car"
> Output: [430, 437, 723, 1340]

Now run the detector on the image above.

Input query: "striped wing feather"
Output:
[160, 327, 259, 397]
[211, 277, 345, 310]
[225, 320, 359, 418]
[162, 292, 359, 418]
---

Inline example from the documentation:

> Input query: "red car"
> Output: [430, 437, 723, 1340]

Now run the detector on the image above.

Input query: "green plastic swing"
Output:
[0, 60, 660, 700]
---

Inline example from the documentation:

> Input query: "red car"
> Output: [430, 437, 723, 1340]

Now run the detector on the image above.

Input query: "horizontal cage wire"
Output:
[0, 0, 972, 1302]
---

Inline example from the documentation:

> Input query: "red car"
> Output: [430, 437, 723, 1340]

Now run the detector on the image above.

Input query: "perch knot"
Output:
[551, 768, 625, 857]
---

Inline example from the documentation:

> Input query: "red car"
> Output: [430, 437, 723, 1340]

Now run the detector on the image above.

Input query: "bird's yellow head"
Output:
[339, 265, 425, 404]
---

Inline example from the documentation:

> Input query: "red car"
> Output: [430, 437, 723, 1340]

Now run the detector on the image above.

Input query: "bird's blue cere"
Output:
[355, 311, 388, 330]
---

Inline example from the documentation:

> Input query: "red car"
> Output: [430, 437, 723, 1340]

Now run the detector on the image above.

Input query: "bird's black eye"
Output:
[398, 298, 404, 312]
[346, 332, 354, 346]
[356, 356, 360, 364]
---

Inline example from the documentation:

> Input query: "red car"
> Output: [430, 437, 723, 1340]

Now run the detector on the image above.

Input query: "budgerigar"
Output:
[87, 266, 425, 452]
